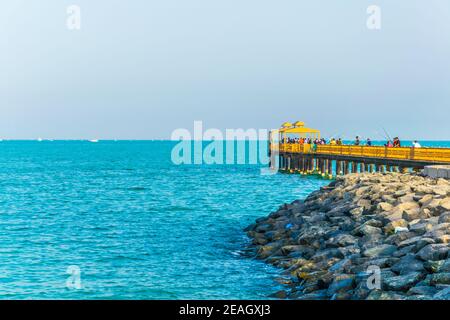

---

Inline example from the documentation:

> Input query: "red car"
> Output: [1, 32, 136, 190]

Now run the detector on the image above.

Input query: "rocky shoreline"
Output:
[245, 173, 450, 300]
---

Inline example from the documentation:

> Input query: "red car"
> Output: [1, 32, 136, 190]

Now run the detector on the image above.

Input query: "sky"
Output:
[1, 0, 450, 140]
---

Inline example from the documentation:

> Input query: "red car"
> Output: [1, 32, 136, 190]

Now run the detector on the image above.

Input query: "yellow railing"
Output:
[278, 144, 311, 153]
[271, 144, 450, 163]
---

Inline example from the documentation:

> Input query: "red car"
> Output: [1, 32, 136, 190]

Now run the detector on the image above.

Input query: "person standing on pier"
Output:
[413, 140, 421, 148]
[354, 136, 361, 146]
[366, 138, 372, 146]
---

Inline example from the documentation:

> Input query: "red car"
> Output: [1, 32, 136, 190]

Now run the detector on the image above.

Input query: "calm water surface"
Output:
[1, 140, 448, 299]
[0, 141, 332, 299]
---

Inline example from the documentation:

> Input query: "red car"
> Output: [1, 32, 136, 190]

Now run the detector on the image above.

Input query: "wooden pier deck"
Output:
[271, 144, 450, 177]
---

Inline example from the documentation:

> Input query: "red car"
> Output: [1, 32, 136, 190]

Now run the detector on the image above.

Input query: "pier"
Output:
[269, 121, 450, 178]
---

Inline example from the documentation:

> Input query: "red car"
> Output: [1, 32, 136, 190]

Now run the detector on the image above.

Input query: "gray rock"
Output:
[392, 244, 416, 258]
[415, 238, 435, 251]
[409, 222, 433, 235]
[424, 260, 446, 273]
[325, 233, 358, 248]
[326, 276, 355, 296]
[383, 272, 424, 292]
[354, 225, 382, 237]
[293, 290, 328, 300]
[433, 286, 450, 300]
[367, 290, 407, 300]
[416, 244, 449, 261]
[353, 281, 371, 300]
[311, 248, 344, 262]
[440, 258, 450, 272]
[407, 286, 438, 296]
[328, 258, 352, 273]
[391, 254, 425, 275]
[430, 273, 450, 285]
[363, 244, 397, 258]
[269, 290, 288, 299]
[397, 236, 422, 248]
[438, 212, 450, 224]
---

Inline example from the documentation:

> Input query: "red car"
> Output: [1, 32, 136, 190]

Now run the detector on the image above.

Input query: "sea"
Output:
[0, 140, 448, 299]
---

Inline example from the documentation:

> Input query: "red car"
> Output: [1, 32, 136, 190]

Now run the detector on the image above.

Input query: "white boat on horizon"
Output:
[89, 139, 99, 143]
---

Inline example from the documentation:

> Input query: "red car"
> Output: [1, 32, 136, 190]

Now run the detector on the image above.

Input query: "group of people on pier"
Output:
[282, 136, 422, 148]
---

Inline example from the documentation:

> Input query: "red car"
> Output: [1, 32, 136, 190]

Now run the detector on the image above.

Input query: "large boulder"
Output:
[438, 212, 450, 224]
[416, 244, 449, 261]
[430, 273, 450, 285]
[391, 254, 425, 275]
[433, 287, 450, 300]
[363, 245, 397, 258]
[383, 272, 424, 291]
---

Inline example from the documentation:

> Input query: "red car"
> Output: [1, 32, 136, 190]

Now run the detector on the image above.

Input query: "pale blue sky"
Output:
[1, 1, 449, 140]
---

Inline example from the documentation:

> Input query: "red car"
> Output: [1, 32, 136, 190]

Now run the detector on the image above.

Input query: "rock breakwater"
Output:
[245, 173, 450, 300]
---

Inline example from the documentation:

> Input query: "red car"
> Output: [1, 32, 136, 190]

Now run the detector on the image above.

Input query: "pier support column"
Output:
[328, 160, 333, 176]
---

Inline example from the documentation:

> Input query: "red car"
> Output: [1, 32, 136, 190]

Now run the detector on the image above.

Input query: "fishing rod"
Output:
[329, 132, 343, 139]
[382, 127, 393, 142]
[382, 128, 393, 142]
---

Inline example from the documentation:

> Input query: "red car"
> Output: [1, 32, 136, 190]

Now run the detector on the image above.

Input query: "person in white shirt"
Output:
[412, 140, 421, 148]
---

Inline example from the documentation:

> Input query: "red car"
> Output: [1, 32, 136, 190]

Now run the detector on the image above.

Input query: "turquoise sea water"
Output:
[0, 140, 449, 299]
[0, 141, 330, 299]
